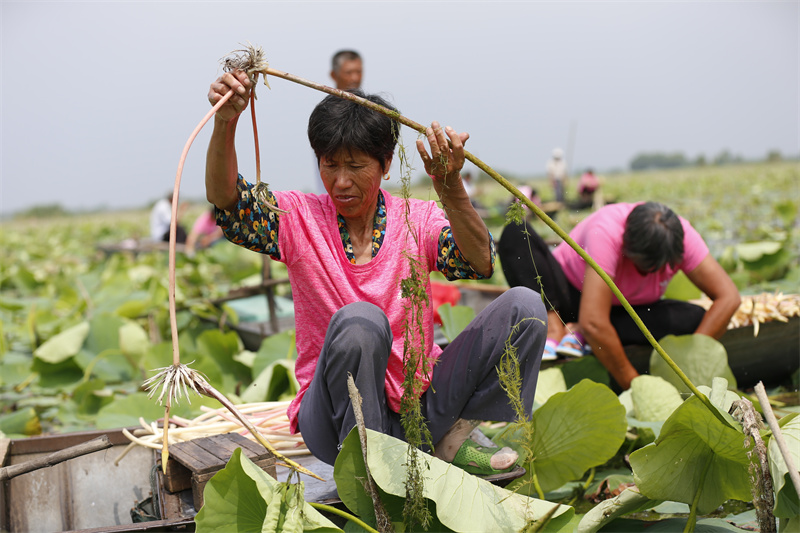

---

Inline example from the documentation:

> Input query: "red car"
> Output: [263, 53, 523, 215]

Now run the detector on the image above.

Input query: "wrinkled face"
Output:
[331, 59, 363, 90]
[320, 150, 385, 221]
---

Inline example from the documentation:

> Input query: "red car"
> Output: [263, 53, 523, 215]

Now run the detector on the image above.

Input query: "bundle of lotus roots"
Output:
[692, 292, 800, 336]
[115, 400, 309, 465]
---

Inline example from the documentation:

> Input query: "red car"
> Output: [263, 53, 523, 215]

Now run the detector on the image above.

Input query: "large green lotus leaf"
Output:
[240, 360, 298, 403]
[33, 321, 90, 364]
[775, 199, 798, 228]
[115, 298, 154, 319]
[252, 330, 297, 378]
[649, 334, 737, 393]
[736, 241, 783, 262]
[196, 448, 342, 533]
[438, 303, 475, 343]
[513, 380, 628, 494]
[630, 375, 683, 422]
[32, 357, 84, 389]
[561, 356, 610, 388]
[534, 367, 567, 407]
[663, 270, 702, 301]
[335, 428, 574, 532]
[72, 378, 113, 415]
[0, 351, 34, 388]
[74, 348, 137, 383]
[196, 329, 250, 385]
[0, 407, 41, 437]
[629, 396, 751, 514]
[770, 413, 800, 517]
[119, 320, 151, 357]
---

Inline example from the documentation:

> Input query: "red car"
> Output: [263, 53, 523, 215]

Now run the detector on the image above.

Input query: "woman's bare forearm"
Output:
[205, 115, 241, 211]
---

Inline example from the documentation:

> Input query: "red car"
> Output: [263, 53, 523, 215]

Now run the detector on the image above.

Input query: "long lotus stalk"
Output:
[253, 55, 727, 426]
[149, 44, 314, 479]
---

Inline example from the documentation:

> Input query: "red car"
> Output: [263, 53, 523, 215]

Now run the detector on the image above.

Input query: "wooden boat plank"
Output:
[3, 444, 154, 532]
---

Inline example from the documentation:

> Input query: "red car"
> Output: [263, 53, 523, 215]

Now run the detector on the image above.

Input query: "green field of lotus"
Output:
[1, 160, 798, 532]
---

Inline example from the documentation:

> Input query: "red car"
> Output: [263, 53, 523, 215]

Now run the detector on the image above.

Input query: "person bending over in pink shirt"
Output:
[498, 202, 740, 390]
[205, 69, 547, 475]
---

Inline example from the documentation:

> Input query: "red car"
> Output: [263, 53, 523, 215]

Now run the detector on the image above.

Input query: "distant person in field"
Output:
[575, 168, 600, 210]
[186, 206, 224, 255]
[498, 201, 740, 389]
[149, 192, 187, 243]
[330, 49, 363, 91]
[206, 69, 547, 475]
[546, 148, 568, 203]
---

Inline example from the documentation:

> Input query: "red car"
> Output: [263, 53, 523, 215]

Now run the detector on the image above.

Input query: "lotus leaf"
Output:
[629, 396, 751, 514]
[533, 367, 567, 407]
[33, 321, 90, 364]
[252, 330, 297, 377]
[512, 379, 627, 494]
[770, 413, 800, 518]
[195, 448, 341, 532]
[334, 427, 574, 532]
[560, 356, 610, 388]
[438, 303, 475, 343]
[649, 334, 737, 393]
[630, 375, 683, 422]
[196, 329, 250, 385]
[240, 359, 298, 403]
[0, 407, 41, 437]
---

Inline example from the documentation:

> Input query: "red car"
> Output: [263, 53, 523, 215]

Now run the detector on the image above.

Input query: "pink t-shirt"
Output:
[552, 203, 708, 306]
[273, 190, 447, 433]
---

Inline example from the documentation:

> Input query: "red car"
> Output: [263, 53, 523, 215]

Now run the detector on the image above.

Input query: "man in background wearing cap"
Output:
[546, 148, 568, 203]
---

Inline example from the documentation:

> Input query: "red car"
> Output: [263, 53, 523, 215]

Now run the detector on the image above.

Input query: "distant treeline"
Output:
[629, 149, 786, 171]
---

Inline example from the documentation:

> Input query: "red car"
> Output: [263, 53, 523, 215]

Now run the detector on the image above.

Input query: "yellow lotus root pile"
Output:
[692, 292, 800, 336]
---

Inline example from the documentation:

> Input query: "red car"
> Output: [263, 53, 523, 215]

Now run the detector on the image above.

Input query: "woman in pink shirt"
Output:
[204, 70, 547, 475]
[499, 202, 740, 389]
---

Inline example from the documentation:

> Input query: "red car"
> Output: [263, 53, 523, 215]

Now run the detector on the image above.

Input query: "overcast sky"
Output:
[1, 1, 797, 215]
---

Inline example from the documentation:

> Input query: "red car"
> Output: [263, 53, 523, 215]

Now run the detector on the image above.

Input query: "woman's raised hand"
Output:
[208, 70, 252, 122]
[416, 121, 470, 188]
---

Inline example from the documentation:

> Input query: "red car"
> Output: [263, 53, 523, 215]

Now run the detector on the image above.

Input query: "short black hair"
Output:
[331, 50, 362, 72]
[622, 202, 684, 272]
[307, 90, 399, 172]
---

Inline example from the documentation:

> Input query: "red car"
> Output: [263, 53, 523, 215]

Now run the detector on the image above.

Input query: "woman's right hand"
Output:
[208, 70, 252, 121]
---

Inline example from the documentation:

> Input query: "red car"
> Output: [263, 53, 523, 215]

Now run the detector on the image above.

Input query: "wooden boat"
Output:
[0, 429, 195, 532]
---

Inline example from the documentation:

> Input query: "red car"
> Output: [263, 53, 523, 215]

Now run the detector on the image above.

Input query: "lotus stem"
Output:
[755, 382, 800, 499]
[259, 65, 726, 426]
[193, 376, 324, 481]
[684, 457, 712, 533]
[168, 89, 235, 366]
[309, 502, 379, 533]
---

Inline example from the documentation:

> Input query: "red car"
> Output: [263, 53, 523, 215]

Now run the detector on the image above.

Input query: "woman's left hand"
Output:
[416, 121, 470, 189]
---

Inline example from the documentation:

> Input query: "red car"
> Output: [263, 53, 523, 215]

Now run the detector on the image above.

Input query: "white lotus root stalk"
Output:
[693, 292, 800, 336]
[144, 364, 322, 480]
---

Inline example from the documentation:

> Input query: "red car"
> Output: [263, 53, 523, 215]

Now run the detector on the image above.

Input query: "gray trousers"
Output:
[297, 286, 547, 465]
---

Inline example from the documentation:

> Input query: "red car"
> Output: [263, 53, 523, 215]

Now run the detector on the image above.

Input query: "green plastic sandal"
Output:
[451, 439, 517, 476]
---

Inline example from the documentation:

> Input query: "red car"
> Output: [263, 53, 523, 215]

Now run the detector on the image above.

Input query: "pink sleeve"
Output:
[680, 219, 709, 272]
